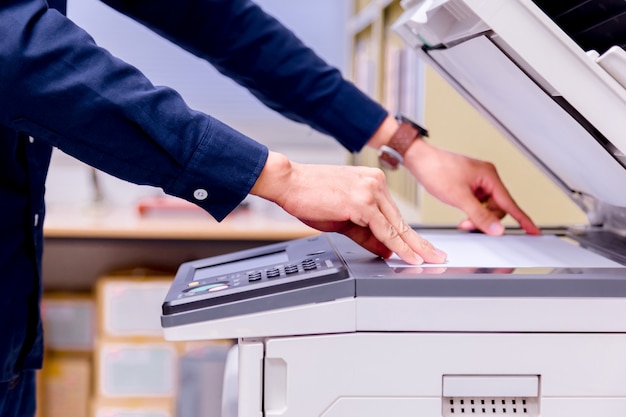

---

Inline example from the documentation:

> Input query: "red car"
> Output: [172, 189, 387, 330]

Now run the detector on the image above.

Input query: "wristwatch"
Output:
[378, 114, 428, 170]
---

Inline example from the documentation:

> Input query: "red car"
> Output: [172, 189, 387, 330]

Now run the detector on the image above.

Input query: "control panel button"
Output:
[302, 259, 317, 271]
[285, 265, 299, 274]
[266, 268, 280, 278]
[247, 272, 262, 282]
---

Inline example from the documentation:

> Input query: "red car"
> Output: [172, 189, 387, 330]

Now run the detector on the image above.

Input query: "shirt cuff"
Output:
[165, 117, 269, 221]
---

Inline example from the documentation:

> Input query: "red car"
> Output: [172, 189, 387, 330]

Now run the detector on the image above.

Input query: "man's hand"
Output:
[250, 151, 447, 265]
[403, 139, 541, 235]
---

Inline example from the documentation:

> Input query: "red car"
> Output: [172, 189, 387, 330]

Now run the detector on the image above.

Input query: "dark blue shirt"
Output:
[0, 0, 387, 381]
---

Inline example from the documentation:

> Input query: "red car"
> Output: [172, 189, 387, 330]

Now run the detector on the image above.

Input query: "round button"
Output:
[193, 189, 209, 200]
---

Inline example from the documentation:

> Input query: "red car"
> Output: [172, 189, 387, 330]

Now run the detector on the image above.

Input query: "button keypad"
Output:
[182, 257, 327, 301]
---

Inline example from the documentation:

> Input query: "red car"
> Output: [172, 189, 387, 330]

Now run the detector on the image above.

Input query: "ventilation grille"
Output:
[442, 397, 539, 416]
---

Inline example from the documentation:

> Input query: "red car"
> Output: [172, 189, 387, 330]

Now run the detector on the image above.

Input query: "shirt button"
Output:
[193, 189, 209, 201]
[34, 214, 39, 227]
[28, 136, 35, 143]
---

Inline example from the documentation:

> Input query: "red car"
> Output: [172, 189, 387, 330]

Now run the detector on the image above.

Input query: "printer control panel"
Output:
[161, 234, 351, 319]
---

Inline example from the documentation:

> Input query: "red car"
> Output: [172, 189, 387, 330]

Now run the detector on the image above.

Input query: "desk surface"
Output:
[41, 198, 420, 290]
[43, 201, 318, 241]
[42, 201, 318, 290]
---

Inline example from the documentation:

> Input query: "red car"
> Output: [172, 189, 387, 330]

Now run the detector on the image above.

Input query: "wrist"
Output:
[403, 138, 433, 170]
[250, 151, 292, 203]
[366, 115, 398, 150]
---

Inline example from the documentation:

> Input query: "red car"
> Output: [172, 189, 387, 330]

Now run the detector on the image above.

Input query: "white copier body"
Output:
[161, 1, 626, 416]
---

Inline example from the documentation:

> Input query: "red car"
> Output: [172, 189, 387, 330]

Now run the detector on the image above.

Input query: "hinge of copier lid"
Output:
[571, 192, 626, 234]
[567, 197, 626, 265]
[570, 192, 604, 227]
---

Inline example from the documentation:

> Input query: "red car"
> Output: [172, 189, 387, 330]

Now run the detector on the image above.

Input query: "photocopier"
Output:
[161, 1, 626, 416]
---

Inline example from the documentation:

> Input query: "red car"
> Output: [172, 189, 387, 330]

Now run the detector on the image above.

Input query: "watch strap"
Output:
[378, 114, 428, 170]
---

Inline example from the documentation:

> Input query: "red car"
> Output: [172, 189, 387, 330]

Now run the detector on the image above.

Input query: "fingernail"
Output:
[488, 221, 504, 235]
[413, 253, 424, 265]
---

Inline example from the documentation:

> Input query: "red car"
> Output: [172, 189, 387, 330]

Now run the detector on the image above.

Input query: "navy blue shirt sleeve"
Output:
[0, 0, 388, 220]
[100, 0, 388, 152]
[0, 0, 268, 221]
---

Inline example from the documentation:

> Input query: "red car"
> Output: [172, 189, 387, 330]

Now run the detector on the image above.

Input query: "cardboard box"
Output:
[90, 398, 173, 417]
[95, 341, 177, 398]
[96, 275, 172, 339]
[40, 354, 91, 417]
[41, 294, 95, 351]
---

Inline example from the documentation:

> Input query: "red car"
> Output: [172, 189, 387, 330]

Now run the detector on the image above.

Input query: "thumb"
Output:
[465, 200, 505, 235]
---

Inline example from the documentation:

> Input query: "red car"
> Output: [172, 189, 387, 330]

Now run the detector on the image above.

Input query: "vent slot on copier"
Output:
[443, 397, 539, 416]
[442, 375, 540, 416]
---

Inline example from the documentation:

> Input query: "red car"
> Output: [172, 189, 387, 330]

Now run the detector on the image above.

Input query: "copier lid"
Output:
[394, 0, 626, 221]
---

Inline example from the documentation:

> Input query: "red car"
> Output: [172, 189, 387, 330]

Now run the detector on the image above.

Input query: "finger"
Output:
[398, 221, 448, 264]
[301, 219, 394, 259]
[365, 211, 424, 264]
[347, 171, 425, 264]
[353, 169, 446, 264]
[368, 205, 447, 264]
[489, 185, 542, 235]
[461, 197, 506, 236]
[484, 197, 507, 220]
[457, 218, 476, 231]
[339, 222, 393, 259]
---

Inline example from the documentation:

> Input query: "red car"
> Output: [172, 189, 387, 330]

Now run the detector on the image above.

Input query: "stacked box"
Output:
[91, 398, 174, 417]
[92, 273, 235, 416]
[93, 275, 176, 416]
[40, 354, 91, 417]
[96, 341, 177, 399]
[41, 294, 95, 351]
[96, 276, 172, 340]
[39, 294, 96, 417]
